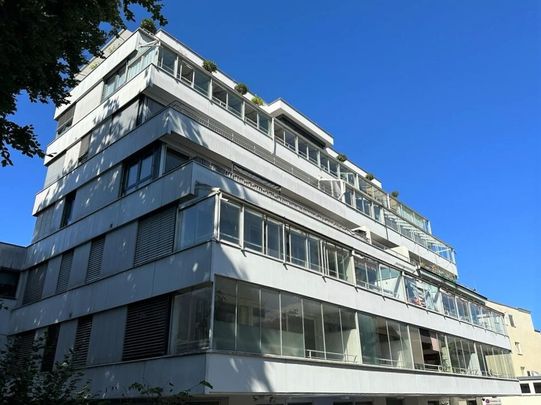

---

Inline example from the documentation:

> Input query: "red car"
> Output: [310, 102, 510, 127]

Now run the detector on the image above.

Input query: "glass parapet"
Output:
[212, 277, 514, 378]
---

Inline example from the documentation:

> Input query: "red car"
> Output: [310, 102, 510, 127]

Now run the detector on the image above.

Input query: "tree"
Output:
[0, 334, 91, 405]
[0, 0, 167, 166]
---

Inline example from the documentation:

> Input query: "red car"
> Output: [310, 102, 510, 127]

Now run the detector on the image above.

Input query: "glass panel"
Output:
[354, 257, 368, 289]
[227, 92, 243, 117]
[212, 83, 227, 107]
[359, 313, 389, 366]
[213, 278, 236, 350]
[457, 298, 471, 323]
[438, 334, 452, 372]
[139, 154, 154, 182]
[179, 198, 215, 249]
[158, 47, 176, 75]
[336, 248, 351, 281]
[303, 299, 325, 359]
[326, 244, 338, 278]
[388, 321, 412, 368]
[244, 209, 263, 252]
[0, 270, 19, 298]
[125, 162, 139, 190]
[266, 219, 283, 260]
[307, 144, 319, 165]
[194, 70, 210, 96]
[463, 340, 480, 374]
[379, 265, 402, 299]
[298, 138, 308, 159]
[323, 304, 343, 360]
[219, 201, 241, 244]
[258, 114, 269, 134]
[164, 148, 188, 173]
[447, 336, 463, 373]
[307, 236, 321, 272]
[274, 126, 285, 145]
[261, 288, 281, 355]
[329, 160, 338, 176]
[418, 329, 443, 371]
[404, 277, 425, 307]
[340, 308, 360, 363]
[284, 130, 296, 151]
[373, 205, 383, 222]
[179, 60, 194, 85]
[245, 104, 258, 128]
[170, 287, 211, 353]
[281, 293, 304, 357]
[366, 258, 380, 291]
[344, 187, 354, 207]
[442, 292, 458, 318]
[237, 282, 261, 353]
[319, 154, 329, 172]
[288, 229, 307, 267]
[409, 326, 425, 369]
[424, 283, 440, 312]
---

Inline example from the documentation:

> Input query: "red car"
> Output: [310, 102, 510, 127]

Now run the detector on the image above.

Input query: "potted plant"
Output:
[235, 83, 248, 95]
[251, 96, 264, 106]
[391, 191, 400, 198]
[365, 173, 375, 181]
[336, 153, 347, 162]
[202, 60, 217, 73]
[140, 18, 157, 34]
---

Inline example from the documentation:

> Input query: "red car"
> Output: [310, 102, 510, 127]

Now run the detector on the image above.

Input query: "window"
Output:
[86, 236, 105, 283]
[265, 218, 283, 260]
[56, 250, 73, 294]
[158, 47, 176, 75]
[281, 292, 304, 357]
[123, 295, 171, 361]
[164, 147, 189, 173]
[354, 256, 380, 291]
[287, 228, 307, 267]
[521, 383, 531, 394]
[0, 269, 19, 298]
[194, 70, 211, 96]
[442, 292, 458, 318]
[307, 236, 321, 272]
[103, 63, 127, 100]
[22, 263, 47, 304]
[219, 200, 241, 244]
[508, 314, 516, 327]
[213, 277, 237, 350]
[169, 287, 211, 353]
[134, 205, 176, 265]
[261, 288, 281, 355]
[379, 265, 403, 299]
[456, 298, 471, 323]
[60, 191, 76, 227]
[515, 341, 522, 355]
[212, 83, 227, 107]
[178, 198, 215, 249]
[55, 104, 75, 138]
[41, 324, 60, 372]
[534, 383, 541, 394]
[78, 133, 91, 163]
[405, 277, 425, 307]
[72, 316, 93, 368]
[123, 147, 159, 194]
[237, 282, 261, 353]
[303, 299, 325, 359]
[323, 304, 343, 360]
[227, 92, 243, 117]
[244, 209, 263, 252]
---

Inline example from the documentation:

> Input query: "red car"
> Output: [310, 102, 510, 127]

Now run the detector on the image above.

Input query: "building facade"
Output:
[3, 29, 520, 404]
[486, 301, 541, 405]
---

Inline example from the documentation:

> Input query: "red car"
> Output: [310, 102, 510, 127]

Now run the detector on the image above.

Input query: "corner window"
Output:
[122, 147, 159, 194]
[178, 199, 215, 250]
[164, 147, 189, 173]
[158, 47, 176, 75]
[60, 191, 76, 227]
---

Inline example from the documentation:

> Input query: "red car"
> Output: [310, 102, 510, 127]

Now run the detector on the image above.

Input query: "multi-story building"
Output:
[3, 28, 520, 404]
[486, 301, 541, 405]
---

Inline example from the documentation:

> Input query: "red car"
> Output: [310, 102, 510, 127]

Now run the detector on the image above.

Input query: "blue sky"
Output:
[1, 1, 540, 325]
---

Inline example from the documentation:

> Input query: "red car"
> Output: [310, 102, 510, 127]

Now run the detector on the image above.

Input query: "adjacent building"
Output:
[486, 301, 541, 405]
[3, 28, 521, 404]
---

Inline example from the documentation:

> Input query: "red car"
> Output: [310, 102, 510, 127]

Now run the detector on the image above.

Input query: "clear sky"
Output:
[1, 1, 540, 325]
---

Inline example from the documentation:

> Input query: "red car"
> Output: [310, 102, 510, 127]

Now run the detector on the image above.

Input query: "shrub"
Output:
[336, 153, 347, 162]
[365, 173, 375, 181]
[140, 18, 157, 34]
[234, 83, 248, 95]
[251, 96, 264, 106]
[202, 60, 217, 73]
[391, 191, 400, 198]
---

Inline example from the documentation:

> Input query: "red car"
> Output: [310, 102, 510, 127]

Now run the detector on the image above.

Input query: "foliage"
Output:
[336, 153, 347, 162]
[0, 334, 91, 405]
[140, 18, 157, 34]
[127, 380, 213, 404]
[391, 191, 400, 198]
[234, 83, 248, 95]
[365, 173, 375, 181]
[0, 0, 167, 166]
[202, 60, 218, 73]
[251, 96, 264, 106]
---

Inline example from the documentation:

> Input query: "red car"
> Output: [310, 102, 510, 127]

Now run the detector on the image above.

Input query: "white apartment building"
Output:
[2, 29, 520, 405]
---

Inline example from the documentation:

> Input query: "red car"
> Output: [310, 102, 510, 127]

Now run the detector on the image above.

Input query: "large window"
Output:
[178, 198, 215, 249]
[266, 218, 284, 260]
[243, 209, 263, 252]
[0, 269, 19, 299]
[287, 228, 307, 267]
[122, 147, 159, 194]
[219, 201, 241, 244]
[170, 286, 211, 353]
